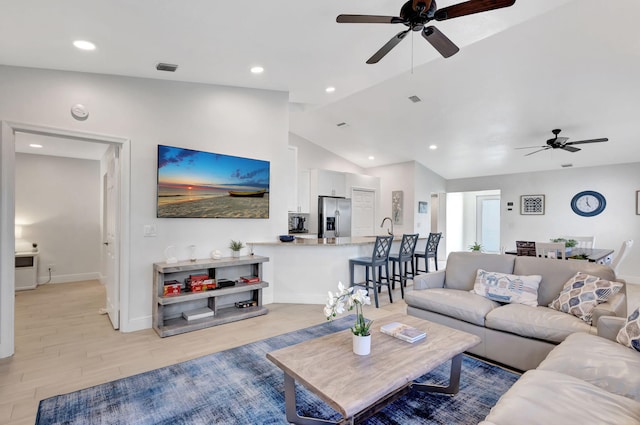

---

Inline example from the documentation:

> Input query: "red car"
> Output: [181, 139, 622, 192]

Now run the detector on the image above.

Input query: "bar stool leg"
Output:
[399, 261, 405, 299]
[371, 265, 380, 308]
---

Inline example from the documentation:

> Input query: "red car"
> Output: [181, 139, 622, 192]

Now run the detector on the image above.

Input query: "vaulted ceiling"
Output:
[3, 0, 639, 178]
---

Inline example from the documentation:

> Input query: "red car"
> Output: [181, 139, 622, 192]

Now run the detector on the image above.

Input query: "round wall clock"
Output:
[571, 190, 606, 217]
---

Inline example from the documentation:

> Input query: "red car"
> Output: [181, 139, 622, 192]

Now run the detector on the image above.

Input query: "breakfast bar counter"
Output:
[250, 236, 426, 305]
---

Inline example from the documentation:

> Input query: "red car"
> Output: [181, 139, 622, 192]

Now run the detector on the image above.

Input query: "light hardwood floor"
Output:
[1, 280, 404, 424]
[2, 279, 638, 425]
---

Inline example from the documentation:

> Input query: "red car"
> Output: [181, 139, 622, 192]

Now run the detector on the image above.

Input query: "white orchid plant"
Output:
[324, 282, 373, 337]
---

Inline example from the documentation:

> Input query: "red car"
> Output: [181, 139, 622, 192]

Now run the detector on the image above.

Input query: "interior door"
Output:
[351, 189, 375, 237]
[476, 195, 501, 254]
[104, 145, 120, 329]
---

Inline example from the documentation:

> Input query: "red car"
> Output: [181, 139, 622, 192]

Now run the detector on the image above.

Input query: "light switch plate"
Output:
[144, 224, 157, 237]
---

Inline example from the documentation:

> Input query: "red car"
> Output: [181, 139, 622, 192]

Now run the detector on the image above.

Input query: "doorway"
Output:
[0, 121, 130, 358]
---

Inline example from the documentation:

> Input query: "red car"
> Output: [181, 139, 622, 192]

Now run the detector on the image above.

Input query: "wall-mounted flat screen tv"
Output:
[157, 145, 270, 218]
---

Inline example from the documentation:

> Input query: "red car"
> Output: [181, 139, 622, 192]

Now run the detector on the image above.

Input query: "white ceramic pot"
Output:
[352, 334, 371, 356]
[231, 250, 240, 258]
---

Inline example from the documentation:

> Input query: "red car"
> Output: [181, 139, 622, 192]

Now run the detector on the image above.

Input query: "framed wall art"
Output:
[637, 190, 640, 215]
[418, 201, 428, 214]
[520, 194, 545, 215]
[392, 190, 403, 225]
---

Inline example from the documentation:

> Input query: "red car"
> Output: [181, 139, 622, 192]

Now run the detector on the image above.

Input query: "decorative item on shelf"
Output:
[469, 242, 483, 252]
[551, 238, 577, 254]
[211, 250, 222, 260]
[229, 240, 244, 258]
[164, 246, 177, 264]
[324, 281, 373, 356]
[188, 245, 197, 262]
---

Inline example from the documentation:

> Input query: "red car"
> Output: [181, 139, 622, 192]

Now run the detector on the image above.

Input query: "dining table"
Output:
[505, 247, 614, 264]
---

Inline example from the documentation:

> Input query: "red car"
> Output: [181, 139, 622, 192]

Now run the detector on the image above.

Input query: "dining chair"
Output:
[515, 241, 536, 256]
[611, 240, 634, 275]
[414, 232, 442, 274]
[563, 236, 595, 249]
[349, 235, 393, 308]
[536, 242, 566, 259]
[388, 233, 419, 299]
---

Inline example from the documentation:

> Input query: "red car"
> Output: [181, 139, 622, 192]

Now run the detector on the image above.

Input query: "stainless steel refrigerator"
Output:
[318, 196, 352, 238]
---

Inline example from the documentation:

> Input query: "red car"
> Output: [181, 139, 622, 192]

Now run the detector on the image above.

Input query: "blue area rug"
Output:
[36, 316, 519, 424]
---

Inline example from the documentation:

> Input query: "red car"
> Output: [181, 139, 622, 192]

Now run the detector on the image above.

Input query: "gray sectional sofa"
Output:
[480, 316, 640, 424]
[405, 251, 627, 371]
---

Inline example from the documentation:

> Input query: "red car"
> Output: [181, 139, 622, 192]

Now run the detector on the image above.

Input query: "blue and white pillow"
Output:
[548, 272, 623, 324]
[617, 307, 640, 352]
[472, 269, 541, 307]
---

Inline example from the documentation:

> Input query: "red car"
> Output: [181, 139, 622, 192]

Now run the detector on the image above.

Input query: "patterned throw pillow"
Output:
[472, 269, 541, 307]
[548, 272, 623, 324]
[617, 307, 640, 352]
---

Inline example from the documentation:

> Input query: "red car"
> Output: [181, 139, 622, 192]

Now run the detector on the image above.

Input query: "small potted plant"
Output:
[229, 240, 244, 258]
[469, 242, 483, 252]
[325, 282, 373, 355]
[551, 238, 577, 254]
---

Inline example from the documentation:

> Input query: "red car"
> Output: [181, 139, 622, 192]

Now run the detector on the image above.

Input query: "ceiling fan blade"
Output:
[515, 145, 545, 150]
[366, 29, 410, 64]
[524, 147, 550, 156]
[561, 145, 581, 153]
[555, 137, 569, 144]
[435, 0, 516, 21]
[422, 26, 459, 58]
[565, 138, 609, 145]
[337, 14, 404, 24]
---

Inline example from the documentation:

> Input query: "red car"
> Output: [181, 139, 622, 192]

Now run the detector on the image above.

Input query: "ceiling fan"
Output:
[336, 0, 517, 64]
[517, 129, 609, 156]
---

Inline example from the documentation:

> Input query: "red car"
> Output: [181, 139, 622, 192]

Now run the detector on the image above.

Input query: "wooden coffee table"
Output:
[266, 313, 481, 425]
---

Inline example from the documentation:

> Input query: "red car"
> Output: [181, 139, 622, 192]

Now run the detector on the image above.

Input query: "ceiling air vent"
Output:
[408, 95, 422, 103]
[336, 122, 348, 128]
[156, 63, 178, 72]
[561, 163, 573, 168]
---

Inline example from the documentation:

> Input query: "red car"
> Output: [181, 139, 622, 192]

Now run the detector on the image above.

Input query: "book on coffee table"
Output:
[380, 322, 426, 343]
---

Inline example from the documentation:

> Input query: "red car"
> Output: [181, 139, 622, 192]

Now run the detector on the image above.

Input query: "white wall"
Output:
[447, 163, 640, 282]
[0, 65, 289, 334]
[289, 132, 364, 174]
[15, 153, 101, 283]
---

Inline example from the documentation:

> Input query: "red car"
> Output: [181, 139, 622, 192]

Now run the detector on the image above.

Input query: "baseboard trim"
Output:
[38, 272, 101, 284]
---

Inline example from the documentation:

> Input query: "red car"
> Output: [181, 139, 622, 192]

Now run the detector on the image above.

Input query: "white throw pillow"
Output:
[548, 272, 623, 324]
[472, 269, 541, 307]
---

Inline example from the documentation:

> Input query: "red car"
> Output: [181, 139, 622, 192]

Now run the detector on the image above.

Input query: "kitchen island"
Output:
[250, 236, 426, 305]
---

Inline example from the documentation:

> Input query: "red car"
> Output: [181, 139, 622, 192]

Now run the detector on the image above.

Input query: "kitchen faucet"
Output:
[380, 217, 393, 236]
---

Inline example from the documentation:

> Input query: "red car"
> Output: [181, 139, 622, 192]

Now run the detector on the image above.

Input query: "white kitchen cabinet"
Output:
[286, 146, 298, 212]
[317, 169, 346, 197]
[297, 169, 310, 213]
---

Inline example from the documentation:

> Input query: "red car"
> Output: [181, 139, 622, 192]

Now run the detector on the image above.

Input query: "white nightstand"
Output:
[15, 250, 39, 291]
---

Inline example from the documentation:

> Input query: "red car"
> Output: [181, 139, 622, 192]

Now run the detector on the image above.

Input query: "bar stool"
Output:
[349, 235, 393, 308]
[414, 232, 442, 274]
[388, 233, 419, 299]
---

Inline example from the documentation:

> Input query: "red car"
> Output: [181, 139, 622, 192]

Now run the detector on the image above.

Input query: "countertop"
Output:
[250, 235, 409, 247]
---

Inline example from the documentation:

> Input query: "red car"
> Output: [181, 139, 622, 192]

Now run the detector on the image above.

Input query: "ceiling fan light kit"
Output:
[336, 0, 517, 64]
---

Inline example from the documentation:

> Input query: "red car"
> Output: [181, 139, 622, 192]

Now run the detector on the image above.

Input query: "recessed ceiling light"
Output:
[368, 156, 375, 160]
[73, 40, 96, 51]
[325, 86, 336, 93]
[29, 144, 43, 148]
[250, 66, 264, 74]
[429, 145, 438, 150]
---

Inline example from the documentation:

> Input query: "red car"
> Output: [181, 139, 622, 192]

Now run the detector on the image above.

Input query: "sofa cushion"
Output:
[485, 304, 593, 343]
[617, 306, 640, 352]
[404, 288, 499, 326]
[483, 370, 640, 425]
[513, 256, 617, 307]
[472, 269, 541, 307]
[548, 272, 623, 324]
[443, 252, 515, 291]
[538, 332, 640, 401]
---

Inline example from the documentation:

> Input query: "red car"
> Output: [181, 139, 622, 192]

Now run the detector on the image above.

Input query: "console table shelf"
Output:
[153, 255, 269, 337]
